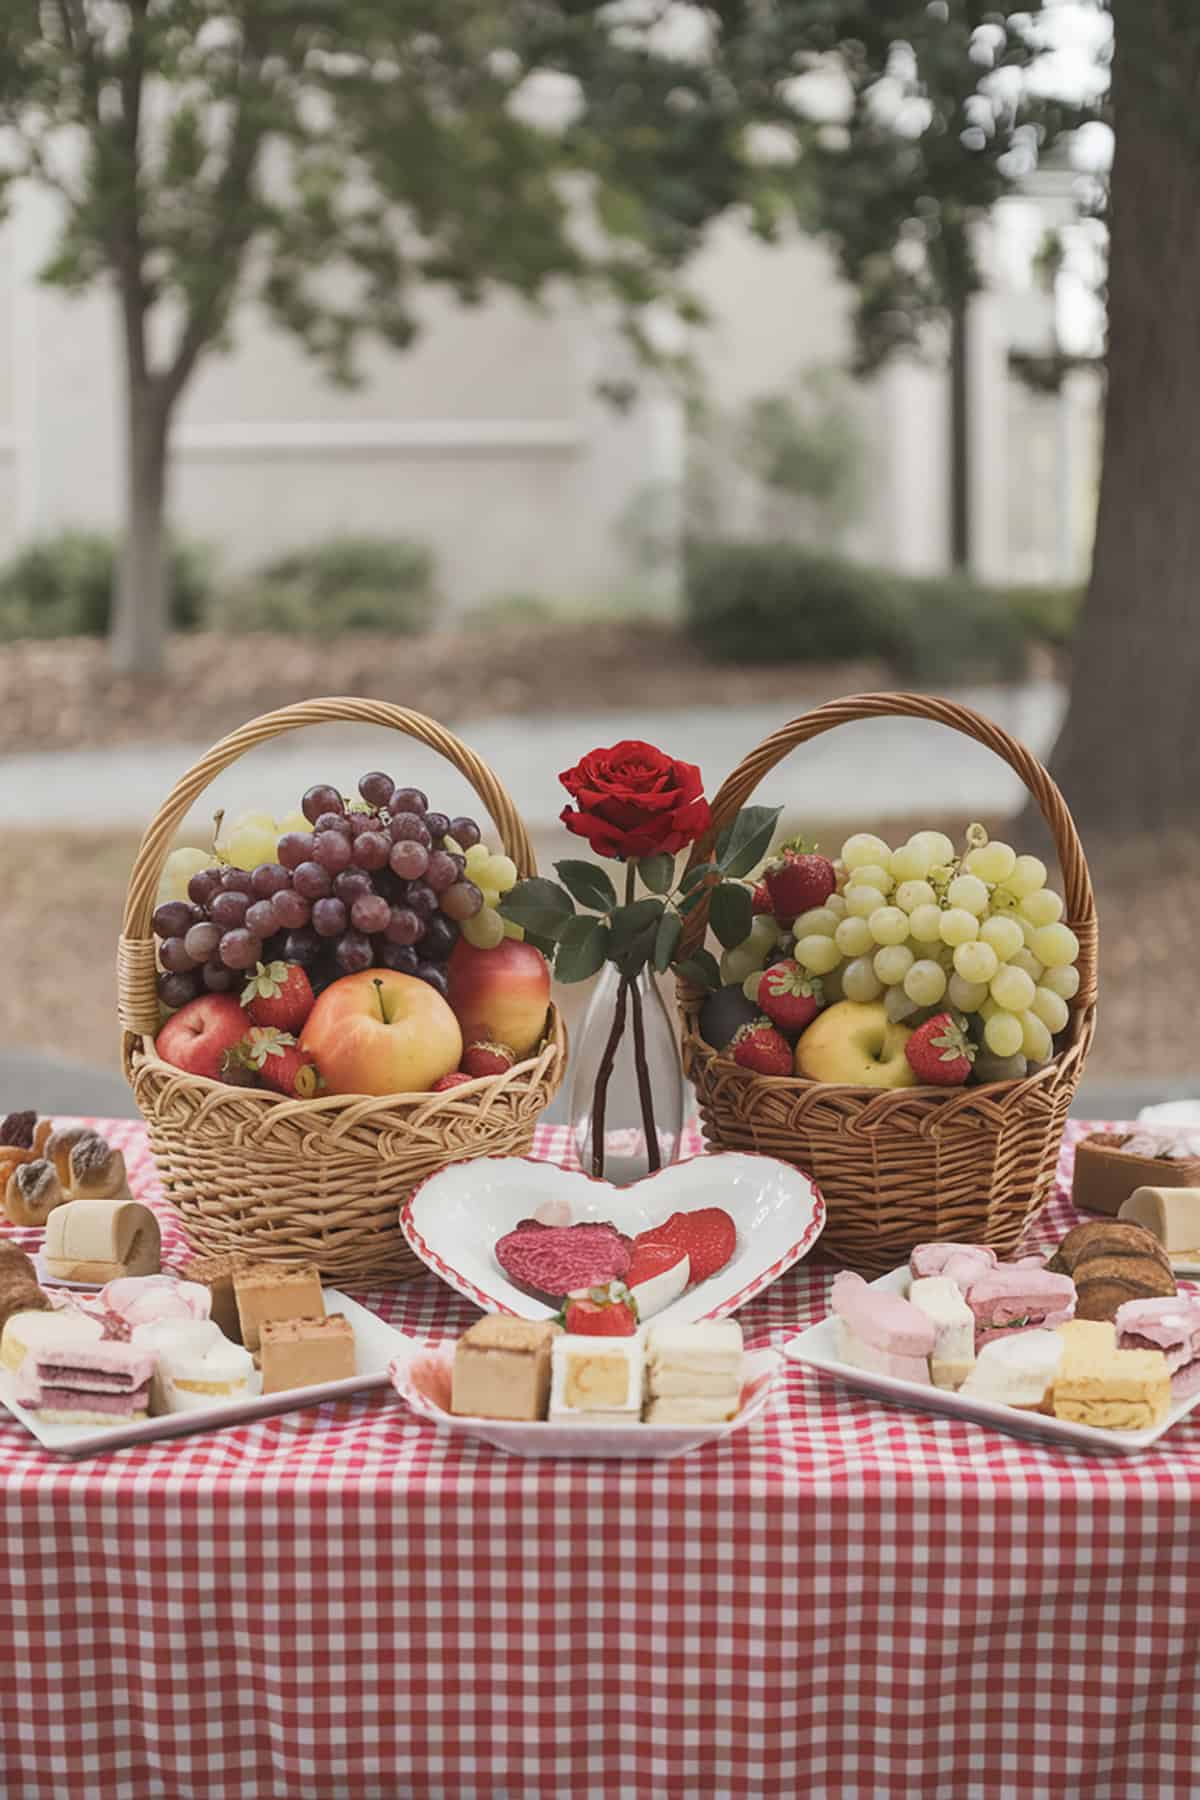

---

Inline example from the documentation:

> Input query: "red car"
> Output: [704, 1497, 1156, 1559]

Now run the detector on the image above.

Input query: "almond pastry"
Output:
[5, 1157, 67, 1228]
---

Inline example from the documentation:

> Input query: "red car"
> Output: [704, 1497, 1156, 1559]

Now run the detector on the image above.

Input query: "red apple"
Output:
[156, 994, 252, 1080]
[300, 969, 462, 1096]
[446, 939, 550, 1059]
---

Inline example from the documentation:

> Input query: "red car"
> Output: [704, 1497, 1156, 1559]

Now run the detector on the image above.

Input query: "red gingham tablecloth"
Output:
[1, 1117, 1198, 1800]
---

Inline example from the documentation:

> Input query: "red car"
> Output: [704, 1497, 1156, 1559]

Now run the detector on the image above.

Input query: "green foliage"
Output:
[685, 539, 1069, 679]
[0, 530, 207, 640]
[214, 537, 436, 638]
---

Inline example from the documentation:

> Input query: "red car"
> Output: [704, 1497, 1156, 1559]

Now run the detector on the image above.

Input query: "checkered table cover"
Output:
[1, 1118, 1197, 1800]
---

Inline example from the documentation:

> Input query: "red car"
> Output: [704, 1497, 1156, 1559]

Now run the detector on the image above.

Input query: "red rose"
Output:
[559, 740, 712, 861]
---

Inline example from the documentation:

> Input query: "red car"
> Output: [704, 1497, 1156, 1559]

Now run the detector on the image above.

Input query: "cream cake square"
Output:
[549, 1333, 642, 1424]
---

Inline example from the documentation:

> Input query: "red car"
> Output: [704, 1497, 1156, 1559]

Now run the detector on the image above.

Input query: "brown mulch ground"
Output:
[4, 820, 1192, 1083]
[0, 626, 892, 754]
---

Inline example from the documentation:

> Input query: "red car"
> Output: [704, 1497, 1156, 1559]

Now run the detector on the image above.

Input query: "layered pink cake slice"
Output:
[830, 1271, 935, 1384]
[966, 1268, 1076, 1348]
[1115, 1295, 1200, 1398]
[20, 1342, 155, 1424]
[909, 1243, 997, 1289]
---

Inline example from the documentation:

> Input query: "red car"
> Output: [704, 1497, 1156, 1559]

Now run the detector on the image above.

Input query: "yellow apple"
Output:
[794, 1000, 916, 1089]
[300, 970, 462, 1096]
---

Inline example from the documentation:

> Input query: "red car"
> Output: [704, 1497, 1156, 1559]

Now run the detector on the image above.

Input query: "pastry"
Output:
[1047, 1219, 1175, 1320]
[259, 1316, 356, 1395]
[642, 1319, 744, 1423]
[830, 1270, 935, 1383]
[45, 1126, 97, 1191]
[171, 1253, 250, 1342]
[19, 1341, 155, 1425]
[908, 1276, 975, 1389]
[65, 1133, 130, 1200]
[958, 1331, 1063, 1412]
[1119, 1187, 1200, 1268]
[0, 1243, 50, 1332]
[5, 1158, 66, 1228]
[0, 1112, 39, 1150]
[1, 1307, 104, 1375]
[131, 1319, 254, 1412]
[451, 1315, 560, 1420]
[1115, 1295, 1200, 1400]
[549, 1332, 643, 1424]
[1052, 1319, 1170, 1431]
[966, 1267, 1076, 1347]
[101, 1275, 210, 1330]
[233, 1263, 324, 1352]
[909, 1243, 996, 1287]
[42, 1200, 161, 1283]
[1071, 1129, 1200, 1217]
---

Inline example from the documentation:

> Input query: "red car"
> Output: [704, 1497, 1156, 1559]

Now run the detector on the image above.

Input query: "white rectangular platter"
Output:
[785, 1268, 1200, 1455]
[0, 1291, 399, 1459]
[390, 1338, 781, 1460]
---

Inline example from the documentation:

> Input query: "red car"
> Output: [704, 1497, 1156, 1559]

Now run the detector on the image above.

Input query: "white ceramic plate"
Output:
[400, 1153, 824, 1327]
[34, 1252, 103, 1291]
[785, 1268, 1200, 1455]
[0, 1291, 400, 1459]
[390, 1338, 781, 1459]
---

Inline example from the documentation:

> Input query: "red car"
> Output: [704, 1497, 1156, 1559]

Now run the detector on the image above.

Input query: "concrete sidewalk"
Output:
[0, 681, 1064, 832]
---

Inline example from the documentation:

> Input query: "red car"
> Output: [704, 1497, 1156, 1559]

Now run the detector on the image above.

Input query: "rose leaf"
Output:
[553, 860, 618, 913]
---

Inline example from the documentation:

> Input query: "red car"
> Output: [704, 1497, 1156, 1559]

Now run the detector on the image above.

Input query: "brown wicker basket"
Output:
[118, 697, 567, 1283]
[677, 693, 1097, 1276]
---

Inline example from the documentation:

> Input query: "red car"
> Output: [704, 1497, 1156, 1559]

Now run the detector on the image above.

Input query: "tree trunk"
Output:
[110, 378, 170, 678]
[1043, 5, 1200, 836]
[949, 294, 970, 570]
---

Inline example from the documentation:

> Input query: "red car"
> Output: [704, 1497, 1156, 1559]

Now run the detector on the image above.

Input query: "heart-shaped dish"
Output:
[401, 1152, 824, 1328]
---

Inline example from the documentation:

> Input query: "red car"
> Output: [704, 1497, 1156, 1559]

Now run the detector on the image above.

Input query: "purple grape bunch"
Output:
[151, 770, 485, 1007]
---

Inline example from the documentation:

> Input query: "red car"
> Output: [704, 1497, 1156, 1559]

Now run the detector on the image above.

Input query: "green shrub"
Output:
[0, 529, 209, 639]
[217, 535, 437, 637]
[685, 539, 1040, 680]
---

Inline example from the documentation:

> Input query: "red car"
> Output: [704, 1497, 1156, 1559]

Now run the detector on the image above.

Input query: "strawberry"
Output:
[731, 1016, 793, 1076]
[651, 1207, 737, 1283]
[559, 1281, 638, 1336]
[751, 879, 774, 916]
[241, 961, 315, 1034]
[758, 960, 823, 1036]
[432, 1070, 473, 1091]
[626, 1239, 687, 1289]
[461, 1040, 516, 1079]
[905, 1010, 975, 1087]
[239, 1027, 322, 1099]
[763, 842, 836, 926]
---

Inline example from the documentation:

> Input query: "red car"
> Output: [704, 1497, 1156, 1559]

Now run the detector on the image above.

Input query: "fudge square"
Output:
[451, 1315, 560, 1420]
[259, 1316, 356, 1394]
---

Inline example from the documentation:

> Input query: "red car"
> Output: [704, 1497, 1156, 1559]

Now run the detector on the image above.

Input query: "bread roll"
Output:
[5, 1158, 66, 1227]
[67, 1134, 129, 1201]
[45, 1126, 94, 1191]
[42, 1199, 160, 1283]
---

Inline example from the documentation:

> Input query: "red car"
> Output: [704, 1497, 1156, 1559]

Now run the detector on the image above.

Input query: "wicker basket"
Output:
[118, 697, 567, 1283]
[677, 693, 1098, 1276]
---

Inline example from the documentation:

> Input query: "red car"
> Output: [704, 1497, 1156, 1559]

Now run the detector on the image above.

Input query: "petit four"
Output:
[1052, 1320, 1170, 1431]
[549, 1332, 643, 1424]
[172, 1253, 249, 1342]
[643, 1319, 744, 1423]
[131, 1319, 254, 1412]
[1, 1307, 104, 1375]
[233, 1262, 324, 1351]
[19, 1342, 155, 1424]
[260, 1316, 356, 1395]
[1072, 1129, 1200, 1217]
[908, 1276, 975, 1389]
[830, 1270, 934, 1383]
[63, 1133, 129, 1200]
[1047, 1219, 1175, 1320]
[909, 1243, 996, 1288]
[5, 1158, 66, 1228]
[966, 1268, 1076, 1347]
[451, 1315, 560, 1420]
[560, 1282, 637, 1336]
[0, 1243, 50, 1333]
[42, 1199, 161, 1283]
[958, 1332, 1062, 1412]
[1119, 1186, 1200, 1267]
[102, 1274, 211, 1329]
[1115, 1295, 1200, 1399]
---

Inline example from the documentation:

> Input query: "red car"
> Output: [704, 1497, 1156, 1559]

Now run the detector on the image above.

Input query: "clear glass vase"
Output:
[569, 963, 686, 1185]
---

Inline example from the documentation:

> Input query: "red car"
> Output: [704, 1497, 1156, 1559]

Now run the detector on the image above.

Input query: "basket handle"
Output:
[678, 691, 1097, 1006]
[118, 696, 538, 1040]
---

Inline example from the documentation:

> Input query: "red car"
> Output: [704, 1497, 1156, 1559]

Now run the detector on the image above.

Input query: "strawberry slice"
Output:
[627, 1239, 687, 1288]
[559, 1282, 637, 1336]
[651, 1207, 737, 1283]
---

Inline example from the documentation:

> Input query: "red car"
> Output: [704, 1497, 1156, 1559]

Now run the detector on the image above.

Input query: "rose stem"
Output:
[627, 973, 660, 1172]
[589, 973, 628, 1179]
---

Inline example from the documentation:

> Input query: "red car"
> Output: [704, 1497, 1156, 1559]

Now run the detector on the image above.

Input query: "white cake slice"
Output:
[549, 1334, 642, 1423]
[908, 1276, 976, 1390]
[643, 1319, 743, 1422]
